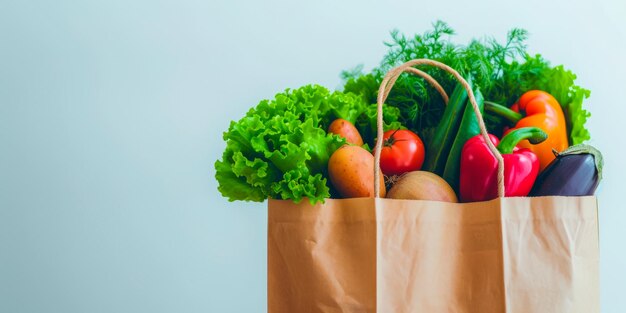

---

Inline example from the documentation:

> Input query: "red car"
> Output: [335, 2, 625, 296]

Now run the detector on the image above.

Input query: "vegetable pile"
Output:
[215, 85, 401, 204]
[215, 21, 602, 204]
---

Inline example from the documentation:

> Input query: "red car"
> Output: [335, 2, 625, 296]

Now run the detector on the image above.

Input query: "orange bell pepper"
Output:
[485, 90, 569, 171]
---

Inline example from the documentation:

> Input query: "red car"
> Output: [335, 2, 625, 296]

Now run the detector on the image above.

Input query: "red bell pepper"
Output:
[459, 127, 547, 202]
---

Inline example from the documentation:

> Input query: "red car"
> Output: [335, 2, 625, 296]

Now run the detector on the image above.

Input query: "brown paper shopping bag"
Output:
[268, 59, 599, 313]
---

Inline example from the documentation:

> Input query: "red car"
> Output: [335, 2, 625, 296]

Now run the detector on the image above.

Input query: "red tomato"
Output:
[378, 129, 425, 175]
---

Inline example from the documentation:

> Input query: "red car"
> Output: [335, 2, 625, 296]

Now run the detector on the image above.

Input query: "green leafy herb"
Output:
[342, 21, 590, 144]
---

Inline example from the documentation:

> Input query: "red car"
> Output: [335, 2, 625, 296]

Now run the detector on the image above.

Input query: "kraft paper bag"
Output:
[268, 196, 599, 313]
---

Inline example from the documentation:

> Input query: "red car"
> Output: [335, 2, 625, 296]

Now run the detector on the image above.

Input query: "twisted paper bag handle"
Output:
[373, 59, 505, 198]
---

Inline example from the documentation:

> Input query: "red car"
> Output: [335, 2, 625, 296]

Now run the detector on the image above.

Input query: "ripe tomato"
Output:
[377, 129, 425, 175]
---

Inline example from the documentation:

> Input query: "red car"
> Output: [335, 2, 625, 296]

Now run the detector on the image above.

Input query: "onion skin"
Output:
[387, 171, 458, 203]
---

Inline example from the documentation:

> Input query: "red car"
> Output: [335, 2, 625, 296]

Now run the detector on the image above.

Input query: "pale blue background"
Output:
[1, 0, 625, 312]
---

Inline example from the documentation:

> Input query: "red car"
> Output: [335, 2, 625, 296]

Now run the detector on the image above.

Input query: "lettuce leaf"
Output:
[215, 85, 400, 203]
[537, 66, 591, 145]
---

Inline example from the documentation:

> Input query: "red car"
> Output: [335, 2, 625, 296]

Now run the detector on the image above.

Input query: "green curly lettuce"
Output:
[215, 85, 401, 204]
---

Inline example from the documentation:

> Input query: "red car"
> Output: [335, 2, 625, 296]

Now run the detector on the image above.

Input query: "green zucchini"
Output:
[422, 78, 471, 175]
[442, 86, 484, 191]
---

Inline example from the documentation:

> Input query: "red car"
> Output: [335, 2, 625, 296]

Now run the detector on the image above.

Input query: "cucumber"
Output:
[422, 78, 471, 175]
[442, 86, 484, 191]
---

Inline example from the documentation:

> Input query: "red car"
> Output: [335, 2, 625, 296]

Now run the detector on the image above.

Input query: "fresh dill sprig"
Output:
[342, 21, 589, 145]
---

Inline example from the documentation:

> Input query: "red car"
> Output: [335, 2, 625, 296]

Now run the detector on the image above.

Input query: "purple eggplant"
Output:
[530, 144, 603, 196]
